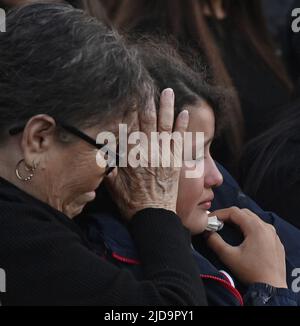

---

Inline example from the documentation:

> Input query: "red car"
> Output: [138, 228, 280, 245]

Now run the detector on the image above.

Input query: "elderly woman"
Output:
[0, 3, 207, 306]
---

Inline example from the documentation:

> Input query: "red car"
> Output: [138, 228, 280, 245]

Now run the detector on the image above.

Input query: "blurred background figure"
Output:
[240, 100, 300, 229]
[0, 0, 64, 9]
[284, 0, 300, 94]
[238, 1, 300, 228]
[83, 0, 294, 176]
[261, 0, 294, 58]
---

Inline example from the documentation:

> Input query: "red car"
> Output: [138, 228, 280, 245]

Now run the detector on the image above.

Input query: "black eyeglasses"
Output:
[9, 120, 119, 176]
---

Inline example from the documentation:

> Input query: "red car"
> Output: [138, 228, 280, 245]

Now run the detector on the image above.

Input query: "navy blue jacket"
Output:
[79, 163, 299, 306]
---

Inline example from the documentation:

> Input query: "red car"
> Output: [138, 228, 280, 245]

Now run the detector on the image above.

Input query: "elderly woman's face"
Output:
[48, 124, 107, 217]
[11, 115, 124, 218]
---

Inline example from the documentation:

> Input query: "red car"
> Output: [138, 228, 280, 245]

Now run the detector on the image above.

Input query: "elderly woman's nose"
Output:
[204, 157, 223, 188]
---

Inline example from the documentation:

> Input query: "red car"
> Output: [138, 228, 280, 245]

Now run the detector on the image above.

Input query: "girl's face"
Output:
[176, 101, 223, 234]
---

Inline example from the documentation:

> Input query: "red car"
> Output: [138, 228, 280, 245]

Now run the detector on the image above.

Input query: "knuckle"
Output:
[143, 117, 156, 128]
[268, 224, 277, 233]
[256, 221, 266, 231]
[159, 122, 173, 131]
[278, 238, 284, 248]
[146, 114, 157, 125]
[230, 206, 240, 214]
[242, 208, 252, 215]
[141, 109, 156, 124]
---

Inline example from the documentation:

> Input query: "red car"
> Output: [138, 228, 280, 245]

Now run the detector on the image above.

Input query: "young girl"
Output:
[78, 43, 298, 306]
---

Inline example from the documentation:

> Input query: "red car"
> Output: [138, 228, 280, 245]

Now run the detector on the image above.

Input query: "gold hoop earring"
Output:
[15, 159, 38, 182]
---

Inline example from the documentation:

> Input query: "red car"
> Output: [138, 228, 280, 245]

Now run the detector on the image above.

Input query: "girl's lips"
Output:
[198, 201, 212, 210]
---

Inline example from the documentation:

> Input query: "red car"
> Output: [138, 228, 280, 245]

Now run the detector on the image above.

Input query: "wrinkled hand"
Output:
[106, 89, 189, 219]
[206, 207, 287, 288]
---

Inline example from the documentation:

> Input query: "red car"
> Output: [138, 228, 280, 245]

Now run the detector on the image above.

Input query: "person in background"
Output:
[238, 1, 300, 229]
[285, 0, 300, 92]
[240, 100, 300, 230]
[84, 0, 294, 175]
[261, 0, 294, 58]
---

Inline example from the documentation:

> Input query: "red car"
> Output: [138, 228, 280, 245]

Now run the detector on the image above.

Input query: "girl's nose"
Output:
[204, 157, 223, 188]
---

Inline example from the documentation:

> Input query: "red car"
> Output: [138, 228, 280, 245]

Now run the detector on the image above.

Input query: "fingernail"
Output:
[180, 110, 189, 123]
[163, 88, 174, 98]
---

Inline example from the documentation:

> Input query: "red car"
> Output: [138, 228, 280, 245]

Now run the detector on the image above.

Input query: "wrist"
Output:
[245, 282, 292, 306]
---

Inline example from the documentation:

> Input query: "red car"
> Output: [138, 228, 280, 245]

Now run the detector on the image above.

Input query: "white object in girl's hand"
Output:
[206, 211, 224, 232]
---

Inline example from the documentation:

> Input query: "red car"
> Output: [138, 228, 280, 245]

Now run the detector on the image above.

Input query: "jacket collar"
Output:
[87, 211, 228, 278]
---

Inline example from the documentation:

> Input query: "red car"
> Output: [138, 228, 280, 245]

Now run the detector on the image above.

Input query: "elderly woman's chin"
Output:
[63, 191, 97, 219]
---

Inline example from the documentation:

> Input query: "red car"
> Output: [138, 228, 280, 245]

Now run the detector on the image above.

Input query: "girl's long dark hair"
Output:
[137, 40, 226, 133]
[96, 0, 292, 89]
[84, 0, 293, 170]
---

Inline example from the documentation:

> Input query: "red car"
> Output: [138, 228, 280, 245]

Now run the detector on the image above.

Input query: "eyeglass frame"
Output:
[9, 120, 119, 176]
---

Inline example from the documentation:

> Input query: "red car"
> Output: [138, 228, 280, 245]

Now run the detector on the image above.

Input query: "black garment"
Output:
[208, 18, 291, 143]
[0, 177, 207, 306]
[240, 140, 300, 230]
[240, 104, 300, 229]
[285, 0, 300, 84]
[262, 0, 295, 54]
